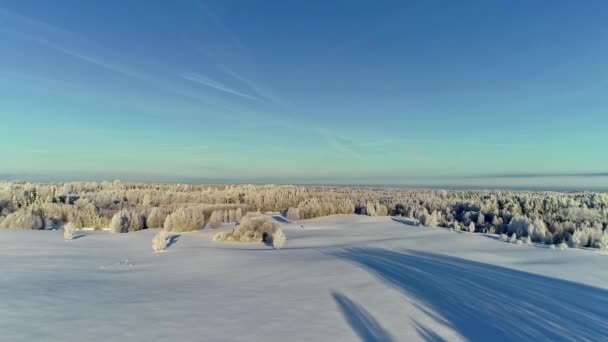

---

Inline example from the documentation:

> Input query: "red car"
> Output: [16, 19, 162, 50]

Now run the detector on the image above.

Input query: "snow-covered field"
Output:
[1, 215, 607, 341]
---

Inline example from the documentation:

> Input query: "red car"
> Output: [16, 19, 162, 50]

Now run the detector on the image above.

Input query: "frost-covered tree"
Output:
[147, 207, 167, 229]
[164, 207, 205, 232]
[477, 212, 485, 226]
[110, 210, 130, 233]
[213, 214, 283, 245]
[600, 230, 608, 250]
[468, 222, 476, 233]
[272, 228, 286, 249]
[492, 216, 503, 227]
[0, 211, 43, 229]
[420, 211, 438, 227]
[109, 209, 144, 233]
[544, 232, 554, 245]
[1, 181, 606, 249]
[152, 229, 169, 252]
[209, 210, 222, 229]
[287, 207, 300, 222]
[127, 210, 145, 232]
[366, 202, 377, 216]
[375, 203, 389, 216]
[63, 221, 77, 240]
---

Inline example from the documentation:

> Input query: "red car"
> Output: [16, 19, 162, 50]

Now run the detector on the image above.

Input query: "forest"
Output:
[1, 181, 607, 249]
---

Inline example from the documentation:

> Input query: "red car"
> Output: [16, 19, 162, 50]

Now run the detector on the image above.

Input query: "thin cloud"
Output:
[24, 32, 149, 80]
[318, 129, 361, 159]
[354, 138, 534, 149]
[0, 8, 146, 79]
[218, 64, 292, 108]
[471, 172, 608, 179]
[180, 72, 259, 101]
[0, 7, 280, 124]
[0, 7, 73, 37]
[189, 3, 292, 108]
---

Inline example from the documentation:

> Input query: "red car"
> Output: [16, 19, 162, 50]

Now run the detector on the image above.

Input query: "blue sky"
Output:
[1, 1, 607, 188]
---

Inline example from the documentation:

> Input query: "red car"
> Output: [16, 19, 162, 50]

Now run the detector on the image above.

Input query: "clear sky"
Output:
[1, 1, 607, 188]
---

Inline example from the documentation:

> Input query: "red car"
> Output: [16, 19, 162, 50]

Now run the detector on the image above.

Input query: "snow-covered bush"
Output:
[213, 214, 284, 246]
[209, 210, 222, 229]
[509, 233, 517, 243]
[212, 231, 228, 241]
[0, 211, 43, 229]
[559, 242, 569, 250]
[152, 229, 169, 252]
[164, 207, 205, 232]
[63, 221, 77, 240]
[499, 234, 509, 242]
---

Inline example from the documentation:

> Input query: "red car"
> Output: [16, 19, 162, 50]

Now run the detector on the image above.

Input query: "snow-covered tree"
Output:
[63, 221, 77, 240]
[287, 207, 300, 222]
[110, 210, 129, 233]
[468, 222, 476, 233]
[0, 211, 43, 229]
[272, 228, 286, 249]
[147, 207, 167, 229]
[209, 210, 222, 229]
[152, 230, 169, 252]
[164, 207, 205, 232]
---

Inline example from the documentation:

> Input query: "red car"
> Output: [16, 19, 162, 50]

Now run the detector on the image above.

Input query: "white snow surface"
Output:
[1, 215, 607, 341]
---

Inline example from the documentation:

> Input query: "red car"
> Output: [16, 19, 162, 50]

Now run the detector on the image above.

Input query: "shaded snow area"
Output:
[1, 215, 607, 341]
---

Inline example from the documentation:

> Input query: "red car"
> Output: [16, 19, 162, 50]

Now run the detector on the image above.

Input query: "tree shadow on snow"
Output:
[391, 217, 419, 227]
[328, 247, 608, 342]
[413, 321, 448, 342]
[272, 215, 289, 224]
[167, 234, 180, 248]
[332, 291, 395, 342]
[481, 234, 555, 250]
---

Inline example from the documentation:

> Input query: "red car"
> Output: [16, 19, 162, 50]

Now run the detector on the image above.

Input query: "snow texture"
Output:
[1, 215, 607, 341]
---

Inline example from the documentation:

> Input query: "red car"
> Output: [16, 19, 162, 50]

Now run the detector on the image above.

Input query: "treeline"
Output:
[1, 181, 607, 249]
